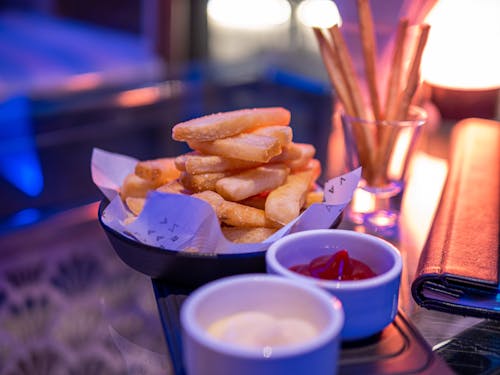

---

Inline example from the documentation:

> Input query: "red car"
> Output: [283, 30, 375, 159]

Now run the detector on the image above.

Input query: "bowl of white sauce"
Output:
[180, 274, 344, 375]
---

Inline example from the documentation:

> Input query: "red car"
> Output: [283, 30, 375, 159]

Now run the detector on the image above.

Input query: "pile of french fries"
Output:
[120, 107, 324, 243]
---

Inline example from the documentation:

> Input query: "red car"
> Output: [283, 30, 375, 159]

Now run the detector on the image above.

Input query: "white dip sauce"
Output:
[207, 311, 318, 348]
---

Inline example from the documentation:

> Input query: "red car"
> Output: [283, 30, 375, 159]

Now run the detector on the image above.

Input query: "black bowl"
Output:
[98, 199, 341, 288]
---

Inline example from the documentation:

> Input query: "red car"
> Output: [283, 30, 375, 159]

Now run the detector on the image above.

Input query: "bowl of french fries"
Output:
[93, 107, 359, 288]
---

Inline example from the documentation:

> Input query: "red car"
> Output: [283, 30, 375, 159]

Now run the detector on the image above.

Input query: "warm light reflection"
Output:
[116, 87, 161, 107]
[115, 82, 184, 108]
[207, 0, 291, 30]
[399, 151, 448, 304]
[65, 73, 102, 92]
[297, 0, 342, 28]
[369, 214, 395, 228]
[388, 129, 412, 181]
[421, 0, 500, 89]
[351, 187, 375, 214]
[401, 152, 448, 251]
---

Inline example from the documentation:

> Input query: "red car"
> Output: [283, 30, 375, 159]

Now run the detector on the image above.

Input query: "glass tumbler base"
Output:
[346, 208, 399, 228]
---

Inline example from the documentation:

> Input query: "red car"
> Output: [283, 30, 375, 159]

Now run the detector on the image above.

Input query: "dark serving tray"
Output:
[152, 280, 454, 375]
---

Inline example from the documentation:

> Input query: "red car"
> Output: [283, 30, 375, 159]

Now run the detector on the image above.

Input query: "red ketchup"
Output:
[288, 250, 376, 281]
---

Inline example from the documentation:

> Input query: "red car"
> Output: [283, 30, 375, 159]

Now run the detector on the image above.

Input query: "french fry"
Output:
[188, 133, 282, 163]
[221, 227, 278, 243]
[156, 179, 191, 194]
[194, 191, 281, 228]
[295, 158, 322, 183]
[180, 171, 231, 192]
[240, 194, 267, 210]
[192, 190, 225, 212]
[215, 164, 289, 201]
[271, 143, 304, 161]
[172, 107, 291, 142]
[125, 197, 146, 216]
[135, 157, 180, 186]
[284, 143, 316, 170]
[175, 151, 261, 174]
[219, 200, 281, 228]
[305, 191, 324, 208]
[265, 169, 316, 225]
[173, 153, 189, 171]
[120, 173, 155, 199]
[269, 142, 315, 167]
[249, 125, 293, 148]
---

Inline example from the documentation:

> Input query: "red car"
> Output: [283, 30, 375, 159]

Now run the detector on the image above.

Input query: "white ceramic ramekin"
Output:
[180, 274, 344, 375]
[266, 229, 402, 341]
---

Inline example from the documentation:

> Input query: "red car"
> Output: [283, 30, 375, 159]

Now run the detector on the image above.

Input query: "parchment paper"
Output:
[92, 148, 361, 254]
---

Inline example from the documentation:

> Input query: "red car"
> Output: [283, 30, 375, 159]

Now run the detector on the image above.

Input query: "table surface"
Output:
[2, 198, 498, 375]
[0, 72, 498, 374]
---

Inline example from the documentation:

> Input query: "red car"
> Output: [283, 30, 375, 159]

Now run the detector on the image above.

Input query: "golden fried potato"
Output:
[172, 107, 291, 142]
[215, 164, 289, 201]
[193, 191, 280, 228]
[156, 179, 191, 194]
[271, 143, 303, 162]
[120, 173, 155, 199]
[135, 157, 180, 186]
[265, 169, 316, 225]
[180, 171, 231, 192]
[297, 158, 322, 184]
[192, 190, 225, 212]
[121, 106, 325, 242]
[269, 142, 314, 167]
[175, 151, 261, 174]
[218, 200, 281, 228]
[188, 133, 282, 163]
[239, 194, 267, 210]
[286, 144, 316, 170]
[249, 125, 293, 148]
[221, 227, 278, 243]
[125, 197, 146, 215]
[173, 153, 189, 171]
[305, 191, 324, 208]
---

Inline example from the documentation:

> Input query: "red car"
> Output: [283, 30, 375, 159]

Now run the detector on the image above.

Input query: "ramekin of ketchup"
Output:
[266, 229, 402, 341]
[288, 249, 376, 281]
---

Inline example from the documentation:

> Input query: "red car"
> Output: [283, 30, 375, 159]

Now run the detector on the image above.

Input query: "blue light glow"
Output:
[8, 208, 41, 227]
[0, 96, 44, 196]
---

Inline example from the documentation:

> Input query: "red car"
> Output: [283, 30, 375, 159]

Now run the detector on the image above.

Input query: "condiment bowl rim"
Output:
[266, 229, 402, 290]
[180, 274, 344, 359]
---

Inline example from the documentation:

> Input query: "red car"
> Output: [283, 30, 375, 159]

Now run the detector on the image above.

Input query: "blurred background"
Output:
[0, 0, 499, 232]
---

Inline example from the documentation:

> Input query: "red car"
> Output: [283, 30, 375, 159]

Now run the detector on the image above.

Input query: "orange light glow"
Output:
[398, 151, 447, 299]
[388, 128, 412, 181]
[400, 152, 448, 251]
[351, 187, 375, 214]
[116, 87, 161, 107]
[421, 0, 500, 89]
[65, 73, 102, 92]
[115, 82, 185, 107]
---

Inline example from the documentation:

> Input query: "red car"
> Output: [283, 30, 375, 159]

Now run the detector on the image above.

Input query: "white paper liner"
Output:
[92, 148, 361, 254]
